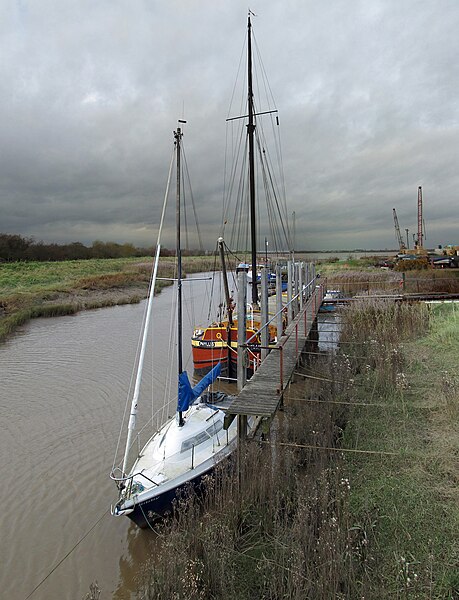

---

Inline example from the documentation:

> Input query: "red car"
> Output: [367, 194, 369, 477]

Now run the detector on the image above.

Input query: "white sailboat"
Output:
[110, 126, 243, 529]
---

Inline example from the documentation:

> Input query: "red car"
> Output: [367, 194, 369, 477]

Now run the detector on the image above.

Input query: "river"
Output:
[0, 273, 219, 600]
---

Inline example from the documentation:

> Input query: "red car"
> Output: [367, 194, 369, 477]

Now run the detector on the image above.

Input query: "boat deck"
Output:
[226, 283, 324, 418]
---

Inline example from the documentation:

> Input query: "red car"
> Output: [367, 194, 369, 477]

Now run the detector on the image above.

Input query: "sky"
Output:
[1, 0, 458, 251]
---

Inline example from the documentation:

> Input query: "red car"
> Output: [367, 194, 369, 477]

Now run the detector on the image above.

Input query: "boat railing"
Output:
[241, 279, 326, 388]
[110, 468, 160, 494]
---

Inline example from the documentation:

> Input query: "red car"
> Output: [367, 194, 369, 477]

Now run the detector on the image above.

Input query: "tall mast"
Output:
[175, 125, 185, 426]
[247, 15, 258, 305]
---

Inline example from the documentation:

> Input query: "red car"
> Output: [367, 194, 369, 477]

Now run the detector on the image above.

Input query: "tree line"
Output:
[0, 233, 206, 262]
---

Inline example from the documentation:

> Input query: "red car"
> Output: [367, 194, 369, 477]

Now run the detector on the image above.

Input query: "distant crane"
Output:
[393, 208, 406, 251]
[416, 186, 424, 250]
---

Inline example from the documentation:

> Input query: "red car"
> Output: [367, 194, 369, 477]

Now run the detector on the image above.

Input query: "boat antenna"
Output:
[175, 121, 186, 426]
[247, 14, 258, 305]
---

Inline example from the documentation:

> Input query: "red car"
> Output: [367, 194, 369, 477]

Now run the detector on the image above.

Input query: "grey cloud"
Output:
[1, 0, 458, 251]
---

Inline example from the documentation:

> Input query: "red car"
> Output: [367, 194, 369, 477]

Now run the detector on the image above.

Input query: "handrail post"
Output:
[276, 265, 283, 340]
[299, 261, 304, 310]
[279, 344, 284, 390]
[261, 267, 269, 360]
[287, 260, 293, 323]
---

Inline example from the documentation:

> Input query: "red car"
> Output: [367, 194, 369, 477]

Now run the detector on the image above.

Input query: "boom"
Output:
[392, 208, 406, 251]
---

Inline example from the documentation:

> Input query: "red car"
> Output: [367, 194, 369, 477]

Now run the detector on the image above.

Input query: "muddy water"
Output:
[0, 273, 220, 600]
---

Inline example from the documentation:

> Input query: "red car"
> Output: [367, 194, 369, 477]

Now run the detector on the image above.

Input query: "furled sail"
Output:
[177, 362, 222, 412]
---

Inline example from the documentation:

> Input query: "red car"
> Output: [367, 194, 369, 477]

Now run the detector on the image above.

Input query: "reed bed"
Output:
[139, 448, 356, 599]
[323, 266, 459, 296]
[338, 298, 430, 391]
[325, 269, 402, 296]
[403, 270, 459, 294]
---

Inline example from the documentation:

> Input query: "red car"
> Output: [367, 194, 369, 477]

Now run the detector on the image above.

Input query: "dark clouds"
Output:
[1, 0, 458, 250]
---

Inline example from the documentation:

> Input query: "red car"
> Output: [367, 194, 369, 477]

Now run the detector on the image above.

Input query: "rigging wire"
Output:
[181, 138, 204, 252]
[220, 20, 290, 265]
[112, 146, 176, 472]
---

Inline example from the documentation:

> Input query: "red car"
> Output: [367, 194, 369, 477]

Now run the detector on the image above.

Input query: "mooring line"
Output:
[286, 395, 392, 408]
[24, 509, 109, 600]
[293, 371, 345, 383]
[258, 439, 398, 456]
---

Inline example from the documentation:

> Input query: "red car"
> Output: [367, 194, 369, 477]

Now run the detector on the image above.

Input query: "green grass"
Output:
[341, 302, 459, 598]
[0, 256, 217, 341]
[0, 257, 146, 293]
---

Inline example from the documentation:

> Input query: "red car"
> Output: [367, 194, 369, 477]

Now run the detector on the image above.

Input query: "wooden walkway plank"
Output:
[227, 284, 324, 418]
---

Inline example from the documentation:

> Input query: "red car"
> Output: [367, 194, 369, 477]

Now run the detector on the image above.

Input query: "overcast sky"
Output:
[1, 0, 458, 251]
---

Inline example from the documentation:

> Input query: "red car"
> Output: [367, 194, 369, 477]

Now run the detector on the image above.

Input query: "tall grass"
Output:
[322, 264, 459, 296]
[139, 447, 355, 600]
[325, 269, 402, 295]
[403, 270, 459, 294]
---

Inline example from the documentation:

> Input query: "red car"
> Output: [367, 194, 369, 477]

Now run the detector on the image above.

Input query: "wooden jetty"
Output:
[226, 280, 325, 436]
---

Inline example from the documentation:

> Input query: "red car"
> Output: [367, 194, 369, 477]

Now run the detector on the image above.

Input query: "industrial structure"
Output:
[415, 186, 424, 252]
[392, 208, 406, 252]
[392, 186, 458, 267]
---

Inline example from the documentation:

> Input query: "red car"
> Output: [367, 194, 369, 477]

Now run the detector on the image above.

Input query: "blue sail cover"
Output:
[177, 362, 222, 412]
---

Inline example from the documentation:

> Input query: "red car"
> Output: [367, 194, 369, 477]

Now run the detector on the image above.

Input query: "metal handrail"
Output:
[245, 276, 321, 345]
[110, 469, 159, 486]
[237, 282, 325, 390]
[240, 282, 324, 350]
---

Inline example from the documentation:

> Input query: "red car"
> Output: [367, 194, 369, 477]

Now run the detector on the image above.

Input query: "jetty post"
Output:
[299, 262, 304, 310]
[276, 265, 283, 340]
[236, 265, 248, 440]
[287, 260, 293, 323]
[260, 267, 269, 360]
[294, 262, 300, 315]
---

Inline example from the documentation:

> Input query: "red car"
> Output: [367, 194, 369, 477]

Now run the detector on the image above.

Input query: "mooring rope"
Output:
[258, 439, 398, 456]
[24, 509, 109, 600]
[286, 395, 394, 408]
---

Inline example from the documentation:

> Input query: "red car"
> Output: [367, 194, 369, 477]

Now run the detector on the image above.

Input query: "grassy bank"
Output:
[340, 300, 459, 598]
[127, 299, 458, 599]
[0, 255, 217, 341]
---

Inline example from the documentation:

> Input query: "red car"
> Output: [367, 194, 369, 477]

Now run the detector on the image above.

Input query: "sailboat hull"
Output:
[116, 426, 239, 529]
[192, 322, 278, 377]
[125, 465, 217, 528]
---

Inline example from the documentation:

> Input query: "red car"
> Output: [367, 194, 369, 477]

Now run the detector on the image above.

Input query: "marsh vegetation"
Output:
[0, 255, 217, 341]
